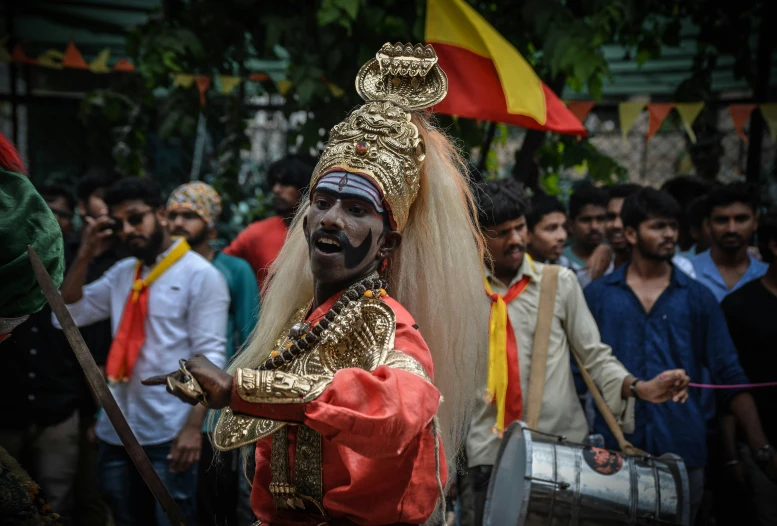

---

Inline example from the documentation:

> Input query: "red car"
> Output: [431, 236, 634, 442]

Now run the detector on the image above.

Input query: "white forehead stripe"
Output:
[314, 172, 385, 213]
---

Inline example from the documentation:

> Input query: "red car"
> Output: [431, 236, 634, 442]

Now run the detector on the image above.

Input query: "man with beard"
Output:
[691, 183, 767, 302]
[526, 193, 567, 264]
[54, 177, 229, 526]
[562, 184, 609, 288]
[166, 181, 258, 526]
[584, 188, 776, 524]
[225, 155, 315, 291]
[144, 43, 488, 526]
[462, 179, 689, 526]
[587, 183, 696, 279]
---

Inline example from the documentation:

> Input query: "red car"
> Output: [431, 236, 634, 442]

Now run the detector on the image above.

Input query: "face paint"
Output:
[344, 228, 373, 269]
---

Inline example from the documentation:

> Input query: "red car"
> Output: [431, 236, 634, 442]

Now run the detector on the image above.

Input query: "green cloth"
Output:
[204, 251, 259, 433]
[212, 251, 260, 360]
[0, 169, 64, 318]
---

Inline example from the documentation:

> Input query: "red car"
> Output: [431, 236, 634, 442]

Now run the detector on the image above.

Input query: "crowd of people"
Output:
[459, 178, 777, 526]
[1, 49, 775, 526]
[1, 155, 313, 526]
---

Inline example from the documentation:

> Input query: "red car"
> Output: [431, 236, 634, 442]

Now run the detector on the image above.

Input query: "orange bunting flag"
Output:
[112, 58, 135, 72]
[194, 75, 211, 106]
[567, 101, 595, 125]
[11, 44, 36, 65]
[249, 73, 269, 82]
[729, 104, 757, 143]
[425, 0, 585, 135]
[646, 103, 675, 142]
[62, 41, 88, 69]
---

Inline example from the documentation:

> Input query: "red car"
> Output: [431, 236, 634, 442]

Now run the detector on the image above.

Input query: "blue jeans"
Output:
[98, 441, 197, 526]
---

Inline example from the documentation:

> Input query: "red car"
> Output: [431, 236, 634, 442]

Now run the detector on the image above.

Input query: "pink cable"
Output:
[688, 382, 777, 389]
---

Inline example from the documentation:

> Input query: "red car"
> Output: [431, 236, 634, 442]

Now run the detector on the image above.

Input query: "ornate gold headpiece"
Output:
[310, 43, 448, 231]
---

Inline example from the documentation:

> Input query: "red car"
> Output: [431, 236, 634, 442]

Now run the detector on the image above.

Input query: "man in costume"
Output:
[461, 179, 690, 526]
[146, 43, 489, 526]
[166, 181, 259, 526]
[54, 176, 230, 525]
[0, 132, 65, 525]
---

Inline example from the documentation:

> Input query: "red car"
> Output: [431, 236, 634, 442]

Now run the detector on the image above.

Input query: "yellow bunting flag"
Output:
[328, 83, 345, 98]
[276, 79, 293, 96]
[619, 102, 646, 138]
[194, 75, 211, 106]
[89, 48, 111, 73]
[172, 73, 195, 88]
[62, 41, 88, 69]
[729, 104, 757, 143]
[219, 76, 242, 94]
[37, 50, 64, 69]
[0, 36, 10, 62]
[759, 104, 777, 142]
[675, 102, 704, 143]
[646, 103, 675, 142]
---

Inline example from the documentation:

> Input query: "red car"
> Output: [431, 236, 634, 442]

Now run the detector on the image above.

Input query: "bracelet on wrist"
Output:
[630, 379, 642, 400]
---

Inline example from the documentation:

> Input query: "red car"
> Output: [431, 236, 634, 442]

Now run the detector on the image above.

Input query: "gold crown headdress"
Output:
[310, 43, 448, 231]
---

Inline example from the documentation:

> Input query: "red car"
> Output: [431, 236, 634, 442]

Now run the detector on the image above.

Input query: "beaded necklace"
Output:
[259, 276, 388, 371]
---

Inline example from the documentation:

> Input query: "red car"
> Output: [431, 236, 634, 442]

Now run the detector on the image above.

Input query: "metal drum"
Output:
[485, 422, 690, 526]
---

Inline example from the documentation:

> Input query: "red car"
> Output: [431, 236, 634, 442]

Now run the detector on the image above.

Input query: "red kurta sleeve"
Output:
[229, 297, 441, 459]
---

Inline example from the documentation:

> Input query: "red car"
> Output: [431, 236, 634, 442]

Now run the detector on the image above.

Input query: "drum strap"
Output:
[524, 265, 559, 429]
[569, 339, 648, 456]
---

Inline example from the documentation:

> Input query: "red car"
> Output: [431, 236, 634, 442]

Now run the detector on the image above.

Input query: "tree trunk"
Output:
[746, 9, 773, 185]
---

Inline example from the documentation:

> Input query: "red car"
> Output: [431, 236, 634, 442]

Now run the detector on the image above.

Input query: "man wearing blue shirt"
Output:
[585, 188, 775, 525]
[691, 183, 767, 302]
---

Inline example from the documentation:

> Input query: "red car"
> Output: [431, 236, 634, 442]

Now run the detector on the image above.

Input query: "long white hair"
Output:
[229, 112, 488, 484]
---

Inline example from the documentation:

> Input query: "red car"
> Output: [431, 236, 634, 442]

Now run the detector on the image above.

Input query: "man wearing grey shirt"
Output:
[54, 177, 229, 526]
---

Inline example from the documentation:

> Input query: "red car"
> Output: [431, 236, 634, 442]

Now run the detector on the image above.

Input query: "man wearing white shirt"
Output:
[55, 177, 229, 526]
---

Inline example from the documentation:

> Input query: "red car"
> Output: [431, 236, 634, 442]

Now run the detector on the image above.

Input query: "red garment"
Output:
[106, 265, 147, 381]
[230, 295, 446, 526]
[223, 216, 288, 291]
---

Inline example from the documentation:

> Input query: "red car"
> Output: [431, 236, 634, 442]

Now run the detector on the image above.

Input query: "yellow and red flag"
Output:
[426, 0, 585, 135]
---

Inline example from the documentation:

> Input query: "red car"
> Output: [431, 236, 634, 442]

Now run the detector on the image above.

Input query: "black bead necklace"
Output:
[258, 276, 388, 371]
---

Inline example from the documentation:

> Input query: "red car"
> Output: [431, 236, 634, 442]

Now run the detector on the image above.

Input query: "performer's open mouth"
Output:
[314, 234, 343, 254]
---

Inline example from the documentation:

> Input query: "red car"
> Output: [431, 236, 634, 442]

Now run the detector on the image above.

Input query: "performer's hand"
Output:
[585, 244, 612, 280]
[78, 216, 115, 260]
[168, 423, 202, 473]
[637, 369, 690, 404]
[142, 354, 233, 409]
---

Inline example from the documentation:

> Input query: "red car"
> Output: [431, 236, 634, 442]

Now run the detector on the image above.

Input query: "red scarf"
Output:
[106, 240, 190, 382]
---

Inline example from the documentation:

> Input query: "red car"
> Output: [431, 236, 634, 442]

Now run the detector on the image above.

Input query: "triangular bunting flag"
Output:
[249, 73, 269, 82]
[675, 102, 704, 143]
[0, 36, 10, 62]
[729, 104, 757, 143]
[195, 75, 211, 106]
[276, 79, 293, 96]
[37, 50, 64, 69]
[219, 75, 242, 94]
[328, 83, 345, 98]
[112, 58, 135, 72]
[89, 48, 111, 73]
[646, 103, 675, 142]
[11, 44, 35, 65]
[62, 41, 88, 69]
[172, 73, 195, 88]
[759, 104, 777, 142]
[619, 102, 646, 138]
[566, 101, 595, 125]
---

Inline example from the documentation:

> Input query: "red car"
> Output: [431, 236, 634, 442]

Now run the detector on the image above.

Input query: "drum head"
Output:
[484, 421, 531, 526]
